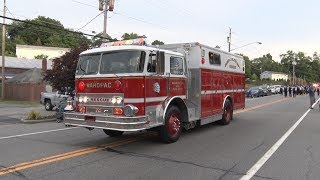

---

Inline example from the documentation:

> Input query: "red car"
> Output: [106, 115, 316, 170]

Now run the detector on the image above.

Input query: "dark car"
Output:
[260, 86, 272, 96]
[246, 87, 264, 98]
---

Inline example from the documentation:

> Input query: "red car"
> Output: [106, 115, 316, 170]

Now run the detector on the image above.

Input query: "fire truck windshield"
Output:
[76, 51, 146, 75]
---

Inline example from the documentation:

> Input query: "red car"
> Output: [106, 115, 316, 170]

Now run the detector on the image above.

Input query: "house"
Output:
[16, 44, 70, 59]
[260, 71, 288, 81]
[0, 56, 52, 81]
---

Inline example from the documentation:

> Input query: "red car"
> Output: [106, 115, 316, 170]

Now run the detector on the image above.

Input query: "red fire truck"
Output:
[64, 39, 245, 143]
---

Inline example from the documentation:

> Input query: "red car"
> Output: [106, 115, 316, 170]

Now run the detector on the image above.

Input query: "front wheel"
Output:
[103, 129, 124, 137]
[220, 99, 233, 125]
[45, 100, 53, 111]
[159, 106, 182, 143]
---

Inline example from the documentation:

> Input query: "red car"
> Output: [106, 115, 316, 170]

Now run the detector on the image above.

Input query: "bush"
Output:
[26, 110, 41, 120]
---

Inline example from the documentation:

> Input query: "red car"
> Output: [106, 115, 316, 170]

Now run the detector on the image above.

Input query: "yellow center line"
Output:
[235, 98, 290, 114]
[0, 98, 291, 176]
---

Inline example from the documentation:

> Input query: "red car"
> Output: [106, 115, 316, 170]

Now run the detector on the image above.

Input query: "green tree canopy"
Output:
[152, 40, 164, 45]
[7, 16, 90, 49]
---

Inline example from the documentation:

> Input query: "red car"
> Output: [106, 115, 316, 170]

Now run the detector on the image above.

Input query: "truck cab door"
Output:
[166, 55, 187, 98]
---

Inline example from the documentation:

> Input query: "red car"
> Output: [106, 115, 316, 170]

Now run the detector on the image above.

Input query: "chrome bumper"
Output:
[64, 112, 159, 131]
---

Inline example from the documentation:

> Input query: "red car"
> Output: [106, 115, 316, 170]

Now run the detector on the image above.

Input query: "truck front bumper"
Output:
[64, 112, 158, 131]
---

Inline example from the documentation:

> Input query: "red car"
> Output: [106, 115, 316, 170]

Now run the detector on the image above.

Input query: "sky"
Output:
[3, 0, 320, 61]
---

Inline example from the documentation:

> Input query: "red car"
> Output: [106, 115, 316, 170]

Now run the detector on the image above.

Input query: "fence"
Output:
[4, 83, 45, 102]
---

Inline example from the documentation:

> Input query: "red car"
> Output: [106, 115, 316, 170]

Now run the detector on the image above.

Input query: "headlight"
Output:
[116, 97, 123, 104]
[124, 105, 138, 116]
[78, 96, 83, 103]
[111, 97, 117, 104]
[83, 96, 89, 103]
[111, 96, 123, 104]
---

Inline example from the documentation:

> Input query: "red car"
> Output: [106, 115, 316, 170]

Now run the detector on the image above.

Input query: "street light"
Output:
[230, 42, 262, 52]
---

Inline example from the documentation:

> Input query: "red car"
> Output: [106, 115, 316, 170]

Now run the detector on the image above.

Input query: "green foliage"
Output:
[34, 54, 48, 59]
[5, 16, 90, 52]
[152, 40, 165, 45]
[44, 44, 89, 91]
[26, 110, 41, 120]
[121, 33, 144, 40]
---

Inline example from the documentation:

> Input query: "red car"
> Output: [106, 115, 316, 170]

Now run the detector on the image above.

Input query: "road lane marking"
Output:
[235, 98, 289, 114]
[240, 97, 320, 180]
[0, 136, 145, 176]
[0, 97, 291, 176]
[0, 127, 79, 140]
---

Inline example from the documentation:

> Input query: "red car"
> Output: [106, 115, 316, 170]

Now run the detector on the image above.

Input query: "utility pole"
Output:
[227, 28, 232, 52]
[102, 0, 108, 42]
[1, 0, 6, 100]
[99, 0, 114, 42]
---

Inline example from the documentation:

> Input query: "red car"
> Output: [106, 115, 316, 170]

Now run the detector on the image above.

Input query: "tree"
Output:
[121, 33, 143, 40]
[44, 44, 89, 91]
[7, 16, 90, 49]
[151, 40, 164, 45]
[34, 54, 48, 60]
[90, 32, 117, 48]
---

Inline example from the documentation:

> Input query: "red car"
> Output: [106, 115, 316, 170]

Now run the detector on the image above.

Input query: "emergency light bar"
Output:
[100, 38, 147, 47]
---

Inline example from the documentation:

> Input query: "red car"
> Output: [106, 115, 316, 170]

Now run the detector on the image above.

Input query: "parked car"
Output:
[260, 86, 272, 96]
[40, 91, 71, 111]
[246, 87, 264, 98]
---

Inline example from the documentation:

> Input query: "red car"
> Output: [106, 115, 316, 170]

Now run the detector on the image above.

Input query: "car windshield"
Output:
[100, 51, 146, 74]
[76, 54, 100, 75]
[76, 51, 146, 75]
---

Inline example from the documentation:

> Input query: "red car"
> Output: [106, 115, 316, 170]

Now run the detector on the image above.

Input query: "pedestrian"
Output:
[284, 86, 288, 98]
[293, 86, 296, 97]
[317, 87, 320, 96]
[308, 85, 316, 109]
[289, 86, 292, 97]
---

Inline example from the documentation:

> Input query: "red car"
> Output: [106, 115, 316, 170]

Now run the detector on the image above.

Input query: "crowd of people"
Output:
[280, 84, 320, 109]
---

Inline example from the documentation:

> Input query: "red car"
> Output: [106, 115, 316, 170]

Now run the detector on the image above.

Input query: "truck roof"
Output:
[81, 45, 183, 56]
[159, 42, 243, 58]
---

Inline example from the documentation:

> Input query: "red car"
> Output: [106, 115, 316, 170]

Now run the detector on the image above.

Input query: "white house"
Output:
[260, 71, 288, 81]
[16, 44, 70, 60]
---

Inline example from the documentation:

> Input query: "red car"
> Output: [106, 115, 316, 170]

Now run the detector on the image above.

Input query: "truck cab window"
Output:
[147, 53, 156, 73]
[209, 52, 221, 65]
[170, 57, 183, 75]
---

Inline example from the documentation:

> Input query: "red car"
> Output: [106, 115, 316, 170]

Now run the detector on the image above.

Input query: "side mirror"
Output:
[156, 51, 165, 75]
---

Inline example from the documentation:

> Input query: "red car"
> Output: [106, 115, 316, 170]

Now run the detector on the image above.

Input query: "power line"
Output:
[76, 12, 103, 31]
[5, 7, 15, 19]
[71, 0, 96, 9]
[0, 15, 111, 40]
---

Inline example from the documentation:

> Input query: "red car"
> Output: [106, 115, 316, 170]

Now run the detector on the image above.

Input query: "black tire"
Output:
[103, 129, 124, 137]
[45, 99, 53, 111]
[220, 99, 233, 125]
[159, 106, 182, 143]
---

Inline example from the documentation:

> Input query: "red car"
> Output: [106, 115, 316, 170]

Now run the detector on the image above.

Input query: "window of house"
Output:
[209, 52, 221, 65]
[170, 57, 183, 75]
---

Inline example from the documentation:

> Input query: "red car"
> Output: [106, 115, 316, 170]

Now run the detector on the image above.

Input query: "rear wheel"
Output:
[159, 106, 182, 143]
[220, 99, 233, 125]
[103, 129, 124, 137]
[45, 100, 53, 111]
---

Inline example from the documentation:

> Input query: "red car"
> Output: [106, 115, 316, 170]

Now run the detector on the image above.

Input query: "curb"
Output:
[20, 118, 56, 124]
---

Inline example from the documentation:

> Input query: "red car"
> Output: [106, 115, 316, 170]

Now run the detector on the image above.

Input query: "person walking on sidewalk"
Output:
[284, 86, 288, 97]
[308, 85, 316, 109]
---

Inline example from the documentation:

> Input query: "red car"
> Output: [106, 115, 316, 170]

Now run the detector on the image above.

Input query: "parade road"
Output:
[0, 94, 319, 180]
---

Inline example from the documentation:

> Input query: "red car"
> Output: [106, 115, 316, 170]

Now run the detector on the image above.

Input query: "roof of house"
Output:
[0, 56, 52, 69]
[6, 68, 44, 83]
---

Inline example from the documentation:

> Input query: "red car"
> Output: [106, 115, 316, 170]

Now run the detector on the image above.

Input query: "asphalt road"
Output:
[0, 94, 319, 180]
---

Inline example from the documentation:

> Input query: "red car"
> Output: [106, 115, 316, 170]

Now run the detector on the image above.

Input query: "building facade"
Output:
[16, 44, 70, 59]
[260, 71, 288, 81]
